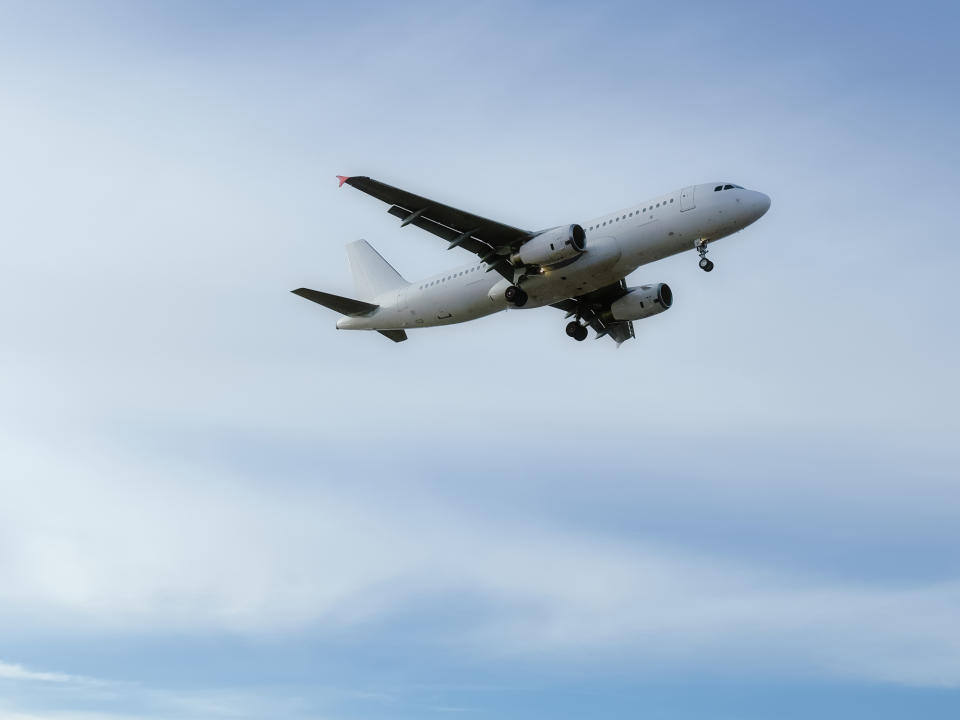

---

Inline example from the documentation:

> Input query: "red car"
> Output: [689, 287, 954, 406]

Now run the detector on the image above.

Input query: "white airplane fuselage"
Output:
[337, 183, 771, 332]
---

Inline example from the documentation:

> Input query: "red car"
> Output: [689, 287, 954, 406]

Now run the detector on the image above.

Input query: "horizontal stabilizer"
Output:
[377, 329, 407, 342]
[291, 288, 378, 316]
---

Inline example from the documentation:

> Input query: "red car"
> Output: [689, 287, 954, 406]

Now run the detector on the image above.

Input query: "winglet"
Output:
[336, 175, 350, 188]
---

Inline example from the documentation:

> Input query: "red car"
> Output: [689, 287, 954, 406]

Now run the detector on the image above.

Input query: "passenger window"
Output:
[670, 198, 674, 203]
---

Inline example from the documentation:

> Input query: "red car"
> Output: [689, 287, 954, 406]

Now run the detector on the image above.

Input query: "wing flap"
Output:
[343, 176, 531, 250]
[550, 280, 636, 346]
[384, 205, 514, 281]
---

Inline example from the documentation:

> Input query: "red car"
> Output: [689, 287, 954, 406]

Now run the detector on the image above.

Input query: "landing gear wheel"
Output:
[505, 285, 529, 307]
[695, 238, 713, 272]
[566, 321, 588, 341]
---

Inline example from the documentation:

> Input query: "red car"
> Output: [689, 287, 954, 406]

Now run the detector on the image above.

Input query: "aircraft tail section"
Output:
[290, 288, 408, 342]
[291, 288, 378, 316]
[345, 239, 408, 300]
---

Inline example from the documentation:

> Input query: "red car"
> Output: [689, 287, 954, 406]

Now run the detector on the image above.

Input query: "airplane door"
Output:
[396, 290, 408, 311]
[680, 186, 696, 212]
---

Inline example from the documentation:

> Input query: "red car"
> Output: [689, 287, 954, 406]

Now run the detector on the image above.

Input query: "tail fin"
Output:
[345, 239, 408, 300]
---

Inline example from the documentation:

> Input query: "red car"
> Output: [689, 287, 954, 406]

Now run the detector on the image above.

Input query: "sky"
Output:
[1, 0, 959, 718]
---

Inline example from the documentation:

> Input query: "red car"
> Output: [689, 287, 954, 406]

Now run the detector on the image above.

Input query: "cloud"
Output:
[0, 3, 958, 717]
[0, 662, 89, 685]
[1, 425, 958, 688]
[0, 713, 142, 720]
[0, 658, 309, 720]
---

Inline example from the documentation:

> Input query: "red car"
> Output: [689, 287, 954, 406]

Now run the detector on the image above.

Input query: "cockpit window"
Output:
[714, 185, 722, 191]
[723, 184, 734, 190]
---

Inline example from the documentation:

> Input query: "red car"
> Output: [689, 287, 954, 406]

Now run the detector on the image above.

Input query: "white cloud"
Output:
[0, 659, 309, 720]
[0, 713, 142, 720]
[0, 662, 86, 684]
[0, 1, 957, 707]
[0, 426, 958, 687]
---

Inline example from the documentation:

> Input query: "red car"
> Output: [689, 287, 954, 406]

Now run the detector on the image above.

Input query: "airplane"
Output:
[293, 176, 771, 345]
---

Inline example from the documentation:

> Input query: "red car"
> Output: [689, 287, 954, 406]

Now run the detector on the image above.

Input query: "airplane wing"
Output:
[337, 176, 533, 280]
[551, 279, 636, 346]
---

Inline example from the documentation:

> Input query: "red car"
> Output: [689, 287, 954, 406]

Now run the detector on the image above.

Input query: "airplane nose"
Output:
[756, 192, 771, 218]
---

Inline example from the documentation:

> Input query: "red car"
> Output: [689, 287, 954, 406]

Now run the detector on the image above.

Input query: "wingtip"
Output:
[336, 175, 350, 188]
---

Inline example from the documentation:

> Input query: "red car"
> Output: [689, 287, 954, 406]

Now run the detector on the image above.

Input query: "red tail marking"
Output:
[336, 175, 350, 188]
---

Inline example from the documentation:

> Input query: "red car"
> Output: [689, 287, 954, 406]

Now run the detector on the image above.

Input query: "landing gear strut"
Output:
[695, 238, 714, 272]
[505, 285, 528, 307]
[566, 320, 588, 341]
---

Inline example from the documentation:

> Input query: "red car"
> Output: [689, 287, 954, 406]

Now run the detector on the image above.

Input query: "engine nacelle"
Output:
[609, 283, 673, 321]
[511, 224, 586, 266]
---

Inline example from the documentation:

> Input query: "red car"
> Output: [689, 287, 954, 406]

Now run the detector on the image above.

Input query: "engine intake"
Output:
[512, 224, 586, 267]
[609, 283, 673, 321]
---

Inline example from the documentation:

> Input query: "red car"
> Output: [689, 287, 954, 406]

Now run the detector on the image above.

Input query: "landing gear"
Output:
[566, 321, 588, 341]
[505, 285, 529, 307]
[695, 238, 714, 272]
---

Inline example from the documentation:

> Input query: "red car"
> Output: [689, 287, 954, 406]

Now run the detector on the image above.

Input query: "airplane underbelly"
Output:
[522, 236, 621, 306]
[397, 279, 501, 328]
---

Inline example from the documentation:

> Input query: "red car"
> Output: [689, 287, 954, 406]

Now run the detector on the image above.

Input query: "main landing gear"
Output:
[566, 320, 588, 342]
[695, 238, 714, 272]
[504, 285, 528, 307]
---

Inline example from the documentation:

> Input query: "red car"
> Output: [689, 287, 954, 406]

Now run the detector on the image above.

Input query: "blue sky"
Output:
[1, 1, 959, 718]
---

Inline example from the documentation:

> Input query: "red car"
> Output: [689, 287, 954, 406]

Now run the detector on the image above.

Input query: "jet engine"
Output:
[609, 283, 673, 321]
[511, 224, 586, 266]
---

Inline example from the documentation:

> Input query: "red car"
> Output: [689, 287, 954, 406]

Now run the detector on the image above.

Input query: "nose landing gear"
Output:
[566, 320, 589, 341]
[695, 238, 714, 272]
